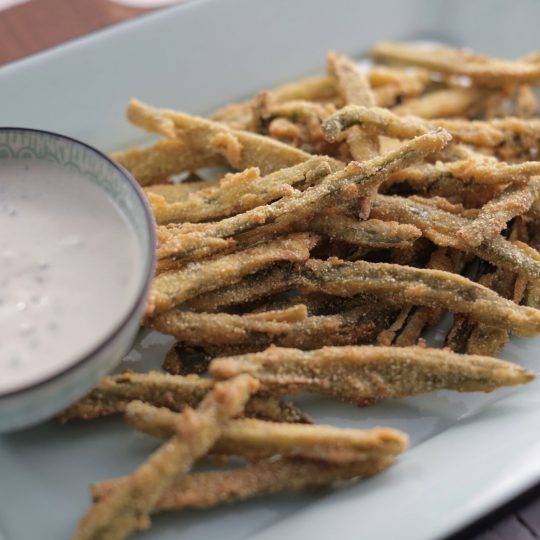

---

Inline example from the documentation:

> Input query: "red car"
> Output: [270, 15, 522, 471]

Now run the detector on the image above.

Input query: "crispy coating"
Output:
[297, 258, 540, 336]
[151, 158, 334, 225]
[70, 375, 258, 540]
[392, 87, 490, 119]
[189, 255, 540, 336]
[148, 233, 317, 314]
[457, 178, 540, 246]
[124, 402, 408, 463]
[327, 51, 379, 165]
[210, 345, 534, 405]
[151, 303, 397, 351]
[156, 232, 237, 263]
[128, 99, 316, 173]
[92, 457, 395, 513]
[157, 130, 450, 255]
[327, 52, 376, 108]
[324, 105, 540, 150]
[187, 264, 299, 312]
[388, 158, 540, 187]
[310, 214, 421, 248]
[58, 371, 310, 425]
[323, 104, 434, 143]
[371, 195, 540, 283]
[372, 41, 540, 85]
[111, 139, 225, 186]
[144, 179, 211, 203]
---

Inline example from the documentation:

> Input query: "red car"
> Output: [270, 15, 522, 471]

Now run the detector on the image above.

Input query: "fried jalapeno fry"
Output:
[324, 104, 540, 151]
[148, 233, 317, 314]
[92, 457, 396, 514]
[372, 41, 540, 85]
[297, 259, 540, 336]
[70, 375, 258, 540]
[150, 303, 397, 351]
[210, 346, 534, 405]
[124, 401, 408, 463]
[59, 371, 310, 425]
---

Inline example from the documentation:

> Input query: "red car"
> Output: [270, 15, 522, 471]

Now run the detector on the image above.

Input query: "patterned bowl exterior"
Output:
[0, 128, 155, 432]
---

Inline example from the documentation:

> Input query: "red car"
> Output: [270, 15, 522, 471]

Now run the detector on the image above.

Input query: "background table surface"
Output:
[1, 1, 539, 539]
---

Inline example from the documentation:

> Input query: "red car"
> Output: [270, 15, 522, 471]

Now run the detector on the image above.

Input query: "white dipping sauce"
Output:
[0, 159, 140, 394]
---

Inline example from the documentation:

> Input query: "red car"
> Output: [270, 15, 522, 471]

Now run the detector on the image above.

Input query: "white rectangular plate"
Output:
[2, 1, 540, 539]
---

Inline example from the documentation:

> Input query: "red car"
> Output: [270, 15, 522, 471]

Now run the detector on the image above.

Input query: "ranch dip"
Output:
[0, 158, 140, 394]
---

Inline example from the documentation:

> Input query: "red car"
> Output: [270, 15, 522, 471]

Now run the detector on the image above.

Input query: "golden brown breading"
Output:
[70, 375, 258, 540]
[210, 345, 534, 405]
[124, 401, 408, 463]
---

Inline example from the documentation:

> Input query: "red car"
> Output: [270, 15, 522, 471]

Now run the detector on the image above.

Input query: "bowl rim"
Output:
[0, 126, 156, 399]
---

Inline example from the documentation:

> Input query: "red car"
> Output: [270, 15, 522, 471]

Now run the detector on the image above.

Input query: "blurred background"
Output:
[0, 0, 184, 64]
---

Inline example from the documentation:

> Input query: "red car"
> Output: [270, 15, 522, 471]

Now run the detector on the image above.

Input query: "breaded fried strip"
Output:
[157, 130, 450, 254]
[327, 51, 379, 165]
[92, 457, 395, 513]
[112, 139, 225, 186]
[457, 178, 540, 246]
[324, 105, 540, 148]
[128, 99, 314, 175]
[328, 52, 376, 109]
[371, 195, 540, 283]
[392, 87, 490, 119]
[189, 255, 540, 335]
[156, 232, 237, 262]
[387, 159, 540, 187]
[151, 158, 334, 225]
[372, 41, 540, 85]
[297, 258, 540, 336]
[323, 105, 430, 143]
[144, 179, 211, 203]
[125, 402, 408, 463]
[150, 304, 396, 350]
[210, 346, 534, 405]
[70, 375, 258, 540]
[58, 371, 310, 425]
[148, 233, 317, 314]
[187, 265, 298, 312]
[310, 214, 421, 248]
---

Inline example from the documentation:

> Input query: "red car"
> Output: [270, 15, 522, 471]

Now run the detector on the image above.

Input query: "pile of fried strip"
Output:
[66, 42, 540, 540]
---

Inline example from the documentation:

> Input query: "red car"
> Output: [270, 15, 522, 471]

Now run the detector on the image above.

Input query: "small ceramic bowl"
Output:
[0, 128, 155, 432]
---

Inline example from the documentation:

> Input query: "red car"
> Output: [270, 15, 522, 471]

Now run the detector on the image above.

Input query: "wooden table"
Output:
[1, 2, 538, 539]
